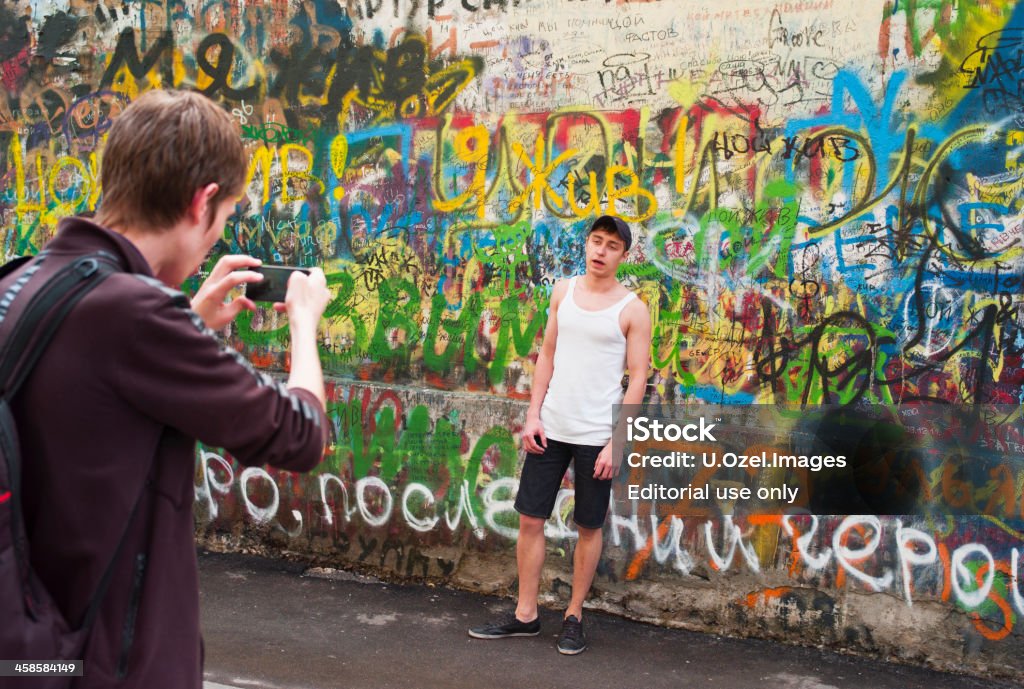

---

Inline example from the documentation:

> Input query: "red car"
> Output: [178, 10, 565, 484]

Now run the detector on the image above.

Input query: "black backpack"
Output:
[0, 250, 143, 686]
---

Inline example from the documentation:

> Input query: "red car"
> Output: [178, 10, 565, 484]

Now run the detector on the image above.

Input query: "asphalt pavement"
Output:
[198, 550, 1020, 689]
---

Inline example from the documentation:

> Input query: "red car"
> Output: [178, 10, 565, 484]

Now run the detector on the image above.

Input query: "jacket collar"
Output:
[45, 216, 155, 277]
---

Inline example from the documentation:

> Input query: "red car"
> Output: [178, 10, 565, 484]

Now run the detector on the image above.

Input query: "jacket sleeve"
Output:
[112, 279, 329, 471]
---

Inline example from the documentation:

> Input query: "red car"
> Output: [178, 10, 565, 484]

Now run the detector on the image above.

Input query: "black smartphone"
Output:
[245, 265, 311, 303]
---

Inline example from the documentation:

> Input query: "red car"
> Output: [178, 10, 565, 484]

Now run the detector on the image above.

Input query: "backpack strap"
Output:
[0, 251, 122, 395]
[0, 255, 33, 283]
[0, 250, 143, 631]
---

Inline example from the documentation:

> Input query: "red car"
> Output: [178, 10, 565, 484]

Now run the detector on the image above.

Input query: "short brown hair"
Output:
[96, 90, 245, 231]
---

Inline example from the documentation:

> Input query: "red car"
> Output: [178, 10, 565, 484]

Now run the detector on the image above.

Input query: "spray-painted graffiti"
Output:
[7, 0, 1024, 678]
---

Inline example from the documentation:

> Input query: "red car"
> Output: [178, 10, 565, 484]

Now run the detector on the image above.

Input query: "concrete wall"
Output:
[4, 0, 1024, 679]
[193, 382, 1024, 679]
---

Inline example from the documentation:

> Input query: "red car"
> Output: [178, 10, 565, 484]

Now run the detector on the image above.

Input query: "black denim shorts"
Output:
[513, 438, 611, 529]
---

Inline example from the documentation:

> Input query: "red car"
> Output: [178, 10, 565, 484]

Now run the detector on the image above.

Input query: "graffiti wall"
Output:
[5, 0, 1024, 677]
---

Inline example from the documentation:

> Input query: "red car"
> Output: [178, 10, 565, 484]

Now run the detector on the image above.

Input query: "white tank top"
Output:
[541, 276, 636, 445]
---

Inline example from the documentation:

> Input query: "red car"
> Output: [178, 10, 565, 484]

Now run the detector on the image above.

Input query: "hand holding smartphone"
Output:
[245, 265, 311, 303]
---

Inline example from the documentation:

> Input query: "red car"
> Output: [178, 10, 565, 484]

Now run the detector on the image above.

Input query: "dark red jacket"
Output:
[5, 218, 329, 687]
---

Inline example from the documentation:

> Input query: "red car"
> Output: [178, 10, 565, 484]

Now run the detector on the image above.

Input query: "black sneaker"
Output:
[468, 612, 540, 639]
[557, 615, 586, 655]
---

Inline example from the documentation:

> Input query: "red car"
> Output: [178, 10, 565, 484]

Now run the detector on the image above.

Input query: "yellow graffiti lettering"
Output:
[425, 59, 478, 115]
[604, 165, 656, 221]
[544, 108, 613, 220]
[675, 115, 689, 195]
[566, 171, 600, 217]
[45, 156, 92, 224]
[281, 144, 324, 203]
[244, 145, 274, 206]
[329, 134, 348, 201]
[433, 121, 488, 218]
[10, 134, 45, 222]
[87, 149, 102, 209]
[508, 133, 574, 214]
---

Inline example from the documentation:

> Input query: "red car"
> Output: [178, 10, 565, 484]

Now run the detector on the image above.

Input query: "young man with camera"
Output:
[1, 90, 331, 687]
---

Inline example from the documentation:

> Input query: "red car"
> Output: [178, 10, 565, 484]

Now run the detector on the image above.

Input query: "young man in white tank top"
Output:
[469, 215, 651, 654]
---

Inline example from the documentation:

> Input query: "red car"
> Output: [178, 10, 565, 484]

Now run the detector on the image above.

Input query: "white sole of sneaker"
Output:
[557, 645, 587, 655]
[467, 630, 540, 639]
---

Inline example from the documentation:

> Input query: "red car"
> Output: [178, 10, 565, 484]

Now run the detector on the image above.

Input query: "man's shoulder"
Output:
[83, 272, 189, 314]
[68, 272, 206, 346]
[621, 285, 644, 305]
[549, 277, 571, 305]
[621, 287, 650, 324]
[124, 273, 191, 307]
[0, 252, 184, 330]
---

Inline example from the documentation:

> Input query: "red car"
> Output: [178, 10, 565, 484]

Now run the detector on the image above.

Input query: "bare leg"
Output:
[566, 525, 602, 619]
[515, 515, 546, 621]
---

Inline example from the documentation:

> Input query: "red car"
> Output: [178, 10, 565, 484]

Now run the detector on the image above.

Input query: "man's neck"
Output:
[116, 224, 187, 286]
[580, 272, 620, 293]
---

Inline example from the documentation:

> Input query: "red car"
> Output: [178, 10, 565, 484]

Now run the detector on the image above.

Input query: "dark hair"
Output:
[96, 90, 245, 232]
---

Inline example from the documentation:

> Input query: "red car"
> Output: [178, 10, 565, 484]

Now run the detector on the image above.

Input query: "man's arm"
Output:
[281, 268, 331, 408]
[594, 298, 651, 479]
[112, 280, 331, 473]
[621, 298, 652, 407]
[522, 279, 567, 454]
[194, 261, 331, 409]
[193, 259, 331, 408]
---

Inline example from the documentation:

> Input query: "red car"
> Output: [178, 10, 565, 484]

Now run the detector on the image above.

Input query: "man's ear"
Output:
[189, 183, 221, 226]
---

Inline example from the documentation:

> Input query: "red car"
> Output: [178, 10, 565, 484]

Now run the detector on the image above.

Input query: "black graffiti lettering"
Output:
[406, 548, 430, 577]
[436, 557, 455, 576]
[829, 135, 859, 161]
[196, 33, 261, 101]
[801, 137, 824, 158]
[99, 28, 173, 88]
[380, 538, 404, 569]
[782, 135, 800, 159]
[711, 132, 733, 160]
[384, 39, 428, 104]
[996, 292, 1016, 323]
[325, 44, 376, 114]
[358, 535, 378, 560]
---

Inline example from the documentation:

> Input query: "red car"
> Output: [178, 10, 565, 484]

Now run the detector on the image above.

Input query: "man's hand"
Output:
[594, 442, 617, 480]
[278, 267, 331, 323]
[521, 414, 547, 454]
[191, 255, 264, 330]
